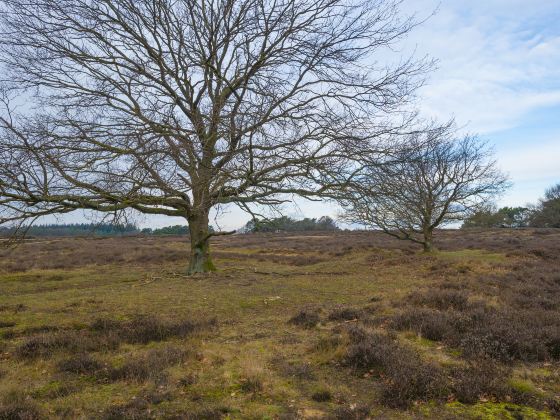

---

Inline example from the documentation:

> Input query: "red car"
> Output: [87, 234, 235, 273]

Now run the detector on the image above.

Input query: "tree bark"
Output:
[423, 228, 434, 252]
[187, 210, 216, 275]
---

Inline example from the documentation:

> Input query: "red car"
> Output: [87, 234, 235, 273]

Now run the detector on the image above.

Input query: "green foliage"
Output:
[243, 216, 338, 233]
[530, 183, 560, 228]
[149, 225, 189, 235]
[463, 183, 560, 229]
[0, 223, 139, 237]
[462, 206, 530, 228]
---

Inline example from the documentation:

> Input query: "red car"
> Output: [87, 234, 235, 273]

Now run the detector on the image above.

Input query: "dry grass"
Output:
[0, 229, 559, 418]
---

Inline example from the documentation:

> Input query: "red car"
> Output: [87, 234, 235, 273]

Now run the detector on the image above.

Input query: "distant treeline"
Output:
[141, 225, 215, 235]
[0, 223, 201, 237]
[242, 216, 338, 233]
[463, 183, 560, 228]
[0, 223, 139, 237]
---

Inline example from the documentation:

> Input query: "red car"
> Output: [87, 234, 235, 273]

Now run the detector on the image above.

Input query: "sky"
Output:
[45, 0, 560, 230]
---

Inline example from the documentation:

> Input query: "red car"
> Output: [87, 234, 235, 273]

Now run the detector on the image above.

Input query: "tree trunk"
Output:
[187, 210, 216, 275]
[423, 229, 434, 252]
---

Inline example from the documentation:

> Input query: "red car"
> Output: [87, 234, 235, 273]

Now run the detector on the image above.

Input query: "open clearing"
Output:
[0, 230, 559, 419]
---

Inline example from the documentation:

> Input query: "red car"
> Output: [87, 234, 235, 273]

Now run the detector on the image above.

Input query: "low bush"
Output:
[101, 398, 149, 420]
[311, 389, 332, 402]
[449, 360, 509, 403]
[341, 327, 446, 408]
[16, 315, 214, 360]
[332, 405, 371, 419]
[57, 353, 103, 375]
[107, 345, 187, 383]
[91, 314, 215, 344]
[391, 307, 454, 341]
[392, 304, 560, 362]
[0, 391, 43, 420]
[408, 289, 470, 311]
[15, 330, 119, 359]
[271, 357, 315, 380]
[327, 307, 361, 321]
[288, 309, 320, 328]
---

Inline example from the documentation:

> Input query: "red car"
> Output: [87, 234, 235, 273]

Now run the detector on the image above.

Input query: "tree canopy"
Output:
[0, 0, 429, 273]
[339, 123, 509, 251]
[242, 216, 338, 233]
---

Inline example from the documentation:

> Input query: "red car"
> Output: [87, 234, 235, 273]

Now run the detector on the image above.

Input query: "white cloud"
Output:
[499, 140, 560, 183]
[405, 0, 560, 133]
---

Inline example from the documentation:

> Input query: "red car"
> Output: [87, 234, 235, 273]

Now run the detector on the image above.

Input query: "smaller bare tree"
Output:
[339, 124, 509, 251]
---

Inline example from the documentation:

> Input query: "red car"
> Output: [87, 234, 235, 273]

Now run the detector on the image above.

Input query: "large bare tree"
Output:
[0, 0, 429, 273]
[339, 123, 509, 251]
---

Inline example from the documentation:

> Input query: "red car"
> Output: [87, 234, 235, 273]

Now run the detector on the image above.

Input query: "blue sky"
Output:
[46, 0, 560, 230]
[405, 0, 560, 208]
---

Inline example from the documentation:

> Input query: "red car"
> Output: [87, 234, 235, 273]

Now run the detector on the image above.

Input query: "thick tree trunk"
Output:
[187, 210, 216, 275]
[423, 229, 434, 252]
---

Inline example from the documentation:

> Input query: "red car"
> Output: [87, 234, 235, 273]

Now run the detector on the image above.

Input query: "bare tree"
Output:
[339, 123, 510, 251]
[0, 0, 429, 273]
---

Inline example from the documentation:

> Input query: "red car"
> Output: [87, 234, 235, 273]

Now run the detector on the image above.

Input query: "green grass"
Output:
[0, 231, 558, 418]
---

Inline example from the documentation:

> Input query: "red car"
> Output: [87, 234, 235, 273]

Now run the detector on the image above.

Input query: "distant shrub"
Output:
[391, 307, 454, 341]
[327, 307, 361, 321]
[15, 330, 119, 359]
[107, 345, 187, 383]
[239, 375, 264, 394]
[408, 289, 470, 311]
[57, 353, 103, 375]
[101, 398, 149, 420]
[311, 389, 332, 402]
[271, 357, 315, 380]
[288, 309, 320, 328]
[91, 314, 208, 344]
[332, 405, 371, 419]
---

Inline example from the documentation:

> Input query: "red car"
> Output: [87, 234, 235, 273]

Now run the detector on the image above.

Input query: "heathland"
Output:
[0, 230, 559, 419]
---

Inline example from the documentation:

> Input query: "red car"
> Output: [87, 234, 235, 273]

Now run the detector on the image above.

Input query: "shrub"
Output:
[449, 361, 509, 403]
[101, 398, 149, 420]
[408, 289, 470, 311]
[91, 314, 215, 344]
[107, 345, 187, 383]
[16, 315, 214, 360]
[327, 307, 361, 321]
[239, 375, 263, 394]
[380, 358, 446, 408]
[57, 353, 103, 375]
[0, 391, 43, 420]
[391, 308, 453, 341]
[311, 389, 332, 402]
[342, 330, 397, 371]
[341, 327, 446, 408]
[332, 405, 371, 419]
[288, 309, 320, 328]
[15, 330, 119, 359]
[271, 357, 315, 380]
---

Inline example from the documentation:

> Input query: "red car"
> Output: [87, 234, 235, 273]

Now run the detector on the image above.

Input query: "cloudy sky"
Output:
[52, 0, 560, 230]
[408, 0, 560, 208]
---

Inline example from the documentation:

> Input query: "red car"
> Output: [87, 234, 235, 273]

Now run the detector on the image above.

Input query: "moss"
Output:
[508, 378, 537, 395]
[446, 402, 553, 419]
[32, 381, 76, 399]
[434, 249, 506, 262]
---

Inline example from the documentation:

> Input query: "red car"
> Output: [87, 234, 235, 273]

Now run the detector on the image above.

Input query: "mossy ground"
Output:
[0, 230, 558, 418]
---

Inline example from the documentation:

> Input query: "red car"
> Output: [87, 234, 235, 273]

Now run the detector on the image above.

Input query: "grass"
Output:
[0, 229, 559, 418]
